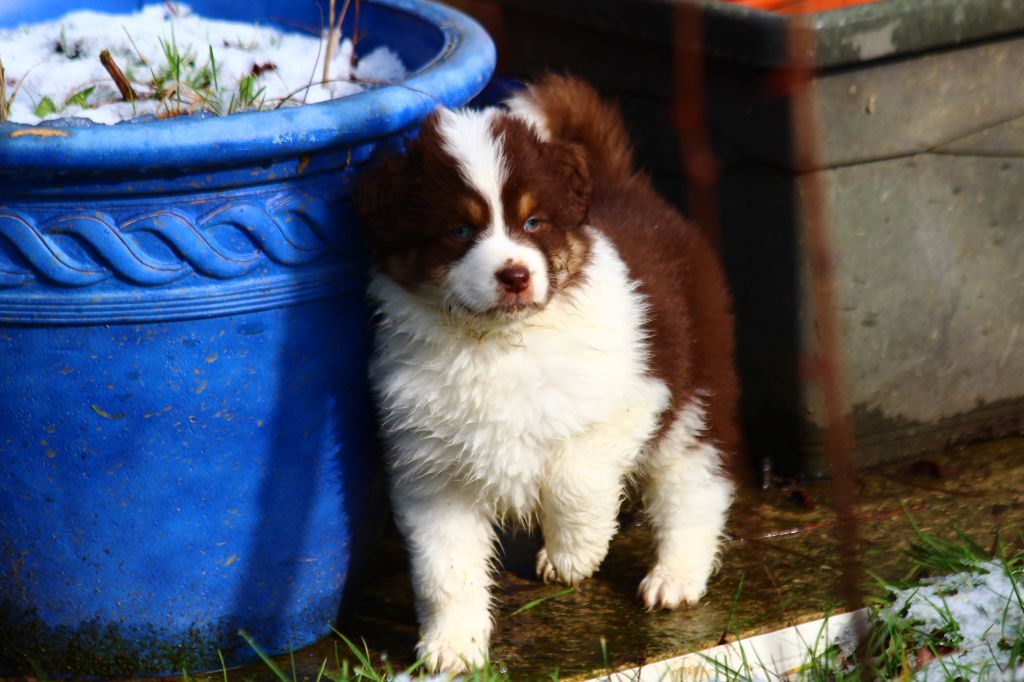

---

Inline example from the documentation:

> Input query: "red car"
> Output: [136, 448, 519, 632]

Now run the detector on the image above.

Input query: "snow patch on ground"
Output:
[0, 3, 405, 125]
[857, 560, 1024, 681]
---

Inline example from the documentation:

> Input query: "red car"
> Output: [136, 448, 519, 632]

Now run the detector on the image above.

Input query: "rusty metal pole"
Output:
[673, 0, 866, 645]
[671, 1, 722, 250]
[784, 6, 867, 642]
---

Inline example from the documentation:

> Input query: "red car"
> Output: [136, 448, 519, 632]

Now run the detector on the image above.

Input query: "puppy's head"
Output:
[354, 107, 592, 319]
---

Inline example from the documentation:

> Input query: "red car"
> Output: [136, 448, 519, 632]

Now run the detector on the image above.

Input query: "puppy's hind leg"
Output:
[392, 486, 496, 674]
[639, 401, 733, 610]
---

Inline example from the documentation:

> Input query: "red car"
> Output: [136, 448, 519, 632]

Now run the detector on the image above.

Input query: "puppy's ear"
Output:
[352, 139, 421, 253]
[546, 141, 591, 226]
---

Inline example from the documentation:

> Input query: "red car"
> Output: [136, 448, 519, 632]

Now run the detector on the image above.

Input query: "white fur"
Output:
[436, 108, 507, 230]
[505, 96, 551, 141]
[639, 402, 733, 610]
[369, 230, 670, 672]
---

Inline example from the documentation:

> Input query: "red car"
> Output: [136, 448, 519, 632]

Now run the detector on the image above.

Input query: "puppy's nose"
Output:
[496, 265, 531, 294]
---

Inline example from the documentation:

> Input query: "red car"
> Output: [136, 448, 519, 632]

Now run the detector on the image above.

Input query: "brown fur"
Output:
[520, 75, 741, 475]
[353, 113, 489, 289]
[494, 116, 593, 295]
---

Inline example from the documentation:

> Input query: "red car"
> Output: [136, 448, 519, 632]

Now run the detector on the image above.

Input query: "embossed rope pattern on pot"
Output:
[0, 193, 345, 288]
[0, 181, 371, 324]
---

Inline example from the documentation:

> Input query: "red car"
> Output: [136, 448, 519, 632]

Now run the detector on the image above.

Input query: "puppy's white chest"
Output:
[446, 326, 631, 444]
[370, 232, 663, 513]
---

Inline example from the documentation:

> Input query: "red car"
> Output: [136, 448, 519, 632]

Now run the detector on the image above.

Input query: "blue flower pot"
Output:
[0, 0, 494, 676]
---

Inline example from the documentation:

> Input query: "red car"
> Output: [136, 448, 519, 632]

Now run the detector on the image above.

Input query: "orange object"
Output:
[720, 0, 883, 14]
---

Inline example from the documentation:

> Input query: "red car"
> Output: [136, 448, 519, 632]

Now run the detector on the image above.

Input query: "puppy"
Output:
[354, 75, 739, 674]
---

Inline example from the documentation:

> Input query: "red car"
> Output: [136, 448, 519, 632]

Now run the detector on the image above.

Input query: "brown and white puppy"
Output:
[355, 75, 739, 674]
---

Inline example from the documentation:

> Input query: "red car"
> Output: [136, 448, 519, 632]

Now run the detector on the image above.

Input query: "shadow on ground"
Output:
[166, 437, 1024, 681]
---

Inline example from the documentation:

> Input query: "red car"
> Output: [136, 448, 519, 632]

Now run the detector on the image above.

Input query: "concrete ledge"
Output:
[585, 609, 867, 682]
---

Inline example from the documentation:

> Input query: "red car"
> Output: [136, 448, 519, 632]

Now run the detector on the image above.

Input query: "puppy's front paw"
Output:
[638, 563, 708, 610]
[416, 634, 487, 675]
[535, 546, 598, 586]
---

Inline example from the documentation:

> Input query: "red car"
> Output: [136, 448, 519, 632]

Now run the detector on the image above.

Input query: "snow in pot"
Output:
[0, 2, 405, 125]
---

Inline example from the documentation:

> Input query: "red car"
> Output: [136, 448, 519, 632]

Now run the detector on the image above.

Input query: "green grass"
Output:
[197, 584, 580, 682]
[509, 586, 575, 617]
[124, 23, 294, 118]
[233, 628, 515, 682]
[64, 85, 95, 108]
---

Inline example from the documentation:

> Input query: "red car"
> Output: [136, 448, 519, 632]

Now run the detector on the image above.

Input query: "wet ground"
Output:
[147, 437, 1024, 680]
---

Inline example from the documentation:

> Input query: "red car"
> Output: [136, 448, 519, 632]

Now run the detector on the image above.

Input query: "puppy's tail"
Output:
[507, 74, 635, 185]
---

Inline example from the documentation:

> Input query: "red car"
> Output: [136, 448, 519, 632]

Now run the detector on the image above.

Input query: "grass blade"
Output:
[217, 649, 229, 682]
[237, 629, 291, 682]
[510, 586, 575, 617]
[65, 86, 95, 109]
[314, 657, 328, 682]
[330, 628, 382, 681]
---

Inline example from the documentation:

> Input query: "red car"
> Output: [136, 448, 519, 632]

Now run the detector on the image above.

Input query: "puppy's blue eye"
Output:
[450, 225, 474, 241]
[523, 217, 541, 232]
